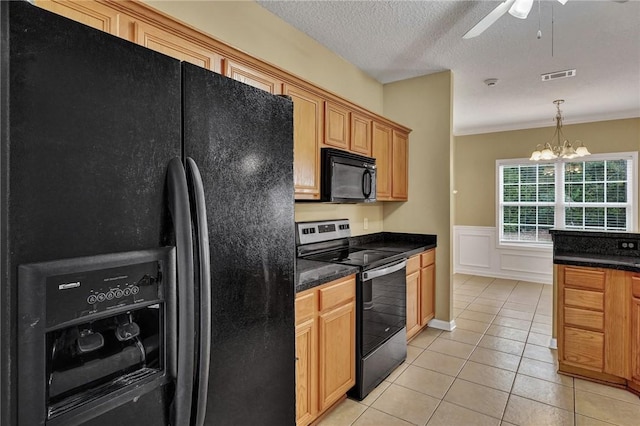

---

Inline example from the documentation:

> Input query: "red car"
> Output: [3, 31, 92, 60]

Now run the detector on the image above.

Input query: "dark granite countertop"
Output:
[296, 232, 437, 292]
[551, 229, 640, 272]
[295, 258, 359, 293]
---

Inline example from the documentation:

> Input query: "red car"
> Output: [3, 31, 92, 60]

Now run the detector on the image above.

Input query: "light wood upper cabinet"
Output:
[224, 59, 283, 95]
[35, 0, 126, 38]
[392, 130, 409, 200]
[133, 20, 223, 73]
[350, 112, 372, 156]
[372, 121, 392, 200]
[284, 84, 323, 200]
[324, 101, 350, 150]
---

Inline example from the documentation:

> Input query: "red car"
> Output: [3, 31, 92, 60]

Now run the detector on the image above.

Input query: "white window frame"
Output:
[496, 151, 638, 248]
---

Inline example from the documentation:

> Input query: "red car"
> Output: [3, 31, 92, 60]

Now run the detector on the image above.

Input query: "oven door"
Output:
[360, 260, 407, 356]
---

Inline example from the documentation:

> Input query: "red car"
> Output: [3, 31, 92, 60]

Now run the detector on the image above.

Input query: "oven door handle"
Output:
[362, 259, 407, 280]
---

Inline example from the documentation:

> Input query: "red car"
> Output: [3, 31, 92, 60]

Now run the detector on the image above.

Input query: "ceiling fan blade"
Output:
[509, 0, 534, 19]
[557, 0, 568, 5]
[463, 0, 517, 39]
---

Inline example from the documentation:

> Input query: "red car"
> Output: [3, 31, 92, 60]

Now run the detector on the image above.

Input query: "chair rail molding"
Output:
[453, 226, 552, 284]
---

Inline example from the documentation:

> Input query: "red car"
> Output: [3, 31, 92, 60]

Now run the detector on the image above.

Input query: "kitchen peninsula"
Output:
[551, 229, 640, 396]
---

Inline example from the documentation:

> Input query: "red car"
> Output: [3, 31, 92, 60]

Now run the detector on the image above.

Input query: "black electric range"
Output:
[296, 219, 408, 400]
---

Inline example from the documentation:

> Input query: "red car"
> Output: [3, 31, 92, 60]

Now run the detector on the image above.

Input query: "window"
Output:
[497, 152, 637, 245]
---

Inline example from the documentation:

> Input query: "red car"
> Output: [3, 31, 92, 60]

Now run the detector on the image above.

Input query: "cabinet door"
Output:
[318, 302, 355, 411]
[633, 297, 640, 382]
[391, 130, 409, 200]
[350, 112, 372, 156]
[324, 102, 349, 150]
[295, 318, 317, 426]
[406, 270, 421, 340]
[563, 326, 604, 371]
[133, 20, 223, 72]
[225, 59, 283, 94]
[284, 84, 323, 200]
[420, 263, 435, 326]
[372, 122, 392, 200]
[35, 0, 125, 38]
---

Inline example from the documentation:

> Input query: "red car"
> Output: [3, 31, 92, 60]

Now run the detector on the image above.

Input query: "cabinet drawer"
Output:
[295, 291, 315, 325]
[632, 275, 640, 298]
[319, 275, 355, 312]
[563, 326, 604, 371]
[564, 288, 604, 311]
[563, 266, 605, 291]
[406, 255, 420, 274]
[421, 249, 435, 267]
[564, 307, 604, 331]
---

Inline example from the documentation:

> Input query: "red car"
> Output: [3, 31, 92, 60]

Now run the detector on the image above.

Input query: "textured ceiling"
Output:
[256, 0, 640, 135]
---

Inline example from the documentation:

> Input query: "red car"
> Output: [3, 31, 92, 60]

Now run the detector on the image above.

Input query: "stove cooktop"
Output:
[304, 247, 405, 270]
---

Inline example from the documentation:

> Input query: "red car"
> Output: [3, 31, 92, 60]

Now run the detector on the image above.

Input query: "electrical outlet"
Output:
[618, 240, 639, 250]
[363, 218, 368, 230]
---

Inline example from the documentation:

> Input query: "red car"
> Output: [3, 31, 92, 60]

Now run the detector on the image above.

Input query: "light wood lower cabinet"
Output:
[295, 275, 355, 426]
[406, 248, 436, 341]
[557, 265, 639, 394]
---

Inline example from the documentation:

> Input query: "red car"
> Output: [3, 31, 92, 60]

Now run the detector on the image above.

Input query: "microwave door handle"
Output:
[362, 169, 372, 198]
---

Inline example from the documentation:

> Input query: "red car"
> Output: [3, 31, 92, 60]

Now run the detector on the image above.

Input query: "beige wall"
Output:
[455, 118, 640, 229]
[382, 71, 454, 324]
[143, 0, 386, 229]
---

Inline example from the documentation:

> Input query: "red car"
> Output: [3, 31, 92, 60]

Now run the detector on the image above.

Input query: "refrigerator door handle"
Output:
[166, 157, 195, 426]
[185, 157, 211, 426]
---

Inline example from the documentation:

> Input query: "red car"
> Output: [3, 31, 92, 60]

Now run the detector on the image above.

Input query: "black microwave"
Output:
[321, 148, 376, 203]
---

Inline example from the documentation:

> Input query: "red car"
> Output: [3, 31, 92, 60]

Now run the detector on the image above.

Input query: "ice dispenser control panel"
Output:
[45, 261, 162, 328]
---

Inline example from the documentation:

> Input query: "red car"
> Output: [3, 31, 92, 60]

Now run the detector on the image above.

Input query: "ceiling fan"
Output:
[463, 0, 564, 39]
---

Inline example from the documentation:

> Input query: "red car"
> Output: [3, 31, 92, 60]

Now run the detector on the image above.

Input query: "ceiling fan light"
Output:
[509, 0, 534, 19]
[557, 0, 569, 5]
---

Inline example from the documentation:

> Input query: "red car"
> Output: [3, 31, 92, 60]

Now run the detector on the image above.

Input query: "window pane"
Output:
[503, 185, 519, 202]
[538, 227, 553, 242]
[584, 161, 605, 182]
[503, 167, 519, 184]
[520, 184, 537, 202]
[606, 182, 627, 203]
[503, 206, 519, 224]
[520, 206, 537, 224]
[565, 163, 583, 182]
[538, 166, 555, 183]
[565, 207, 584, 227]
[520, 166, 537, 183]
[584, 183, 605, 203]
[538, 206, 555, 225]
[607, 160, 627, 181]
[519, 225, 536, 241]
[584, 207, 604, 228]
[565, 183, 583, 202]
[606, 208, 626, 229]
[503, 225, 519, 240]
[538, 184, 555, 202]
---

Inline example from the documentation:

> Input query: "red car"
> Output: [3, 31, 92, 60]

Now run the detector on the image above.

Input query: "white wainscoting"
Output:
[454, 226, 553, 284]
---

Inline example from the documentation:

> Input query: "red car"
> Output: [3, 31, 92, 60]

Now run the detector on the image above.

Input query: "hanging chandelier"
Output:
[529, 99, 590, 161]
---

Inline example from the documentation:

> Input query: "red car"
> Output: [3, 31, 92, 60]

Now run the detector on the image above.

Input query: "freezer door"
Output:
[182, 63, 296, 426]
[1, 2, 181, 425]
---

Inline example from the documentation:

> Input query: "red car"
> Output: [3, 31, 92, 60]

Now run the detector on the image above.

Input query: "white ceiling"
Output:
[256, 0, 640, 135]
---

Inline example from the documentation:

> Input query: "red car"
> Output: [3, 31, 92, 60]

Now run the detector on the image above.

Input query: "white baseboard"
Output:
[454, 226, 553, 284]
[428, 318, 457, 332]
[549, 338, 558, 350]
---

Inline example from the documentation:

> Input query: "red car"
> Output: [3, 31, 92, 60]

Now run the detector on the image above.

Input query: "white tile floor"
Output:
[317, 274, 640, 426]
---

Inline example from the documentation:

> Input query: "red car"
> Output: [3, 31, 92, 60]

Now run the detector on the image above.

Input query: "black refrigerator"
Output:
[0, 1, 295, 425]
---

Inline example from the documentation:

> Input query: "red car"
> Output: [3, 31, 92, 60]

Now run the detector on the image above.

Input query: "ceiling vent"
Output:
[541, 69, 576, 82]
